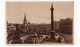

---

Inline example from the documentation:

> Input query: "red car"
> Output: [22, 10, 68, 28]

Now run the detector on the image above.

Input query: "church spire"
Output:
[23, 12, 27, 25]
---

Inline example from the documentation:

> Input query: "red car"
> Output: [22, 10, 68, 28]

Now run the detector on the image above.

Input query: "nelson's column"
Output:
[50, 3, 55, 39]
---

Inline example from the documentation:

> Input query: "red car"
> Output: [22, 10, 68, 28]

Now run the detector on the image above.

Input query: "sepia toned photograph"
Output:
[6, 1, 74, 45]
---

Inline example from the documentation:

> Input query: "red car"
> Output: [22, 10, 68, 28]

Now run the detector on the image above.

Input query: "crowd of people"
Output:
[7, 31, 65, 44]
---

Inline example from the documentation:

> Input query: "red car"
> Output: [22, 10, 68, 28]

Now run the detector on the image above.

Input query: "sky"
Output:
[6, 1, 74, 24]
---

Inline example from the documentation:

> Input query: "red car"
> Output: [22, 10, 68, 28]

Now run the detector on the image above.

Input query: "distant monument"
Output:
[51, 3, 54, 30]
[50, 3, 55, 39]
